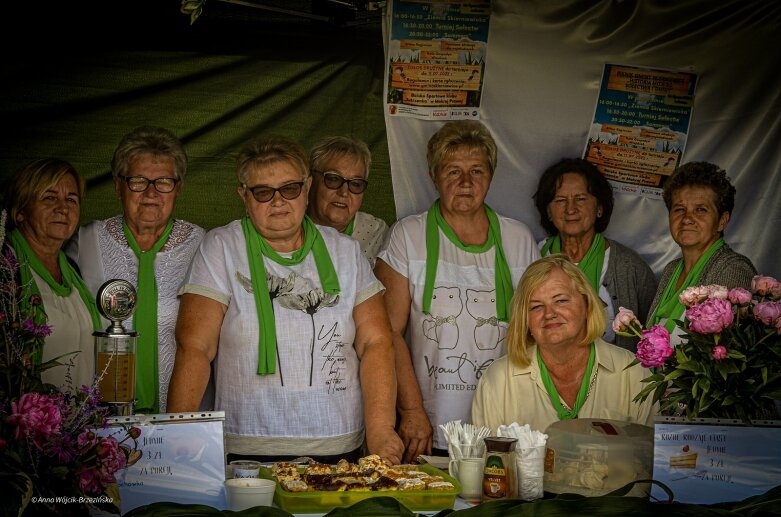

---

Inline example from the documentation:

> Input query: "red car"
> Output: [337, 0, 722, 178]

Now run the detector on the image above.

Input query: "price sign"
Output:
[96, 411, 227, 512]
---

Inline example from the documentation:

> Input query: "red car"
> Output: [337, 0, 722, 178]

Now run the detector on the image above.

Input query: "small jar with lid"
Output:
[481, 436, 518, 501]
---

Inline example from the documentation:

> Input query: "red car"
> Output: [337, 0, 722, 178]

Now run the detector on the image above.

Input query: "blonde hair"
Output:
[4, 158, 85, 231]
[236, 135, 309, 184]
[426, 120, 497, 178]
[309, 136, 371, 178]
[506, 254, 606, 368]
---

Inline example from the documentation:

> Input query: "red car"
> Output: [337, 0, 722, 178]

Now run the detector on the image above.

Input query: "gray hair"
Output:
[111, 126, 187, 180]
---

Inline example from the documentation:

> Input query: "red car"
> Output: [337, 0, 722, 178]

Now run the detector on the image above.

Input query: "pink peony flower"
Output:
[78, 467, 103, 494]
[77, 430, 98, 450]
[753, 301, 781, 326]
[635, 325, 673, 368]
[686, 298, 734, 334]
[612, 306, 639, 334]
[728, 287, 752, 305]
[7, 392, 62, 448]
[712, 345, 728, 361]
[752, 275, 781, 298]
[705, 284, 729, 300]
[679, 285, 710, 306]
[96, 437, 127, 484]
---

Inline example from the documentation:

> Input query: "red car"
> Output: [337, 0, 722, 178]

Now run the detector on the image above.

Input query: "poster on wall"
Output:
[584, 63, 698, 199]
[386, 0, 492, 120]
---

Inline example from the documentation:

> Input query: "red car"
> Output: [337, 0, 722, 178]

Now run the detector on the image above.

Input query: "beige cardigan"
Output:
[471, 338, 656, 434]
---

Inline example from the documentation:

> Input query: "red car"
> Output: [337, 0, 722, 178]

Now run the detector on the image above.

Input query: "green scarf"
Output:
[123, 218, 174, 414]
[423, 200, 513, 322]
[344, 217, 355, 236]
[537, 342, 596, 420]
[242, 216, 340, 375]
[8, 229, 102, 363]
[648, 238, 725, 333]
[541, 233, 606, 294]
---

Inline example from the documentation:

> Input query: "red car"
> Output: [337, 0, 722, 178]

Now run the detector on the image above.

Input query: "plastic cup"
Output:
[229, 460, 261, 478]
[224, 478, 276, 510]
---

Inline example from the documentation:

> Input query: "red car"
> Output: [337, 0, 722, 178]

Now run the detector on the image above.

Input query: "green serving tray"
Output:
[259, 463, 461, 513]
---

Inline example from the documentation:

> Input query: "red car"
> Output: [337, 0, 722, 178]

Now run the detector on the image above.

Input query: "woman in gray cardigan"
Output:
[534, 158, 657, 352]
[647, 162, 756, 339]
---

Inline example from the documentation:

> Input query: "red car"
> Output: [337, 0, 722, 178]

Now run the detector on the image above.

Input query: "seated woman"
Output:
[647, 162, 756, 336]
[307, 136, 388, 266]
[3, 158, 101, 388]
[375, 120, 540, 462]
[167, 135, 403, 465]
[534, 158, 657, 352]
[67, 126, 204, 413]
[472, 255, 655, 434]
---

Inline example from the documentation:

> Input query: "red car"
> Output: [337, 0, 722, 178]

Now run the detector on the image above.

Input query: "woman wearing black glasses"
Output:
[167, 135, 404, 466]
[307, 136, 389, 266]
[66, 126, 204, 413]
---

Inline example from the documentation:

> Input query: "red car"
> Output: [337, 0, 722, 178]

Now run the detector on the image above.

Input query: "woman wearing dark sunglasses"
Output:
[66, 126, 204, 413]
[307, 136, 389, 267]
[168, 135, 404, 466]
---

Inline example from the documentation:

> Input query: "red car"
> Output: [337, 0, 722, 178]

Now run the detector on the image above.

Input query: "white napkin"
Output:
[498, 422, 547, 500]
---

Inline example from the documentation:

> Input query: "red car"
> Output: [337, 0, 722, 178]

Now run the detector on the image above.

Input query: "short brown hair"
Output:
[662, 161, 735, 216]
[426, 120, 497, 178]
[236, 135, 309, 185]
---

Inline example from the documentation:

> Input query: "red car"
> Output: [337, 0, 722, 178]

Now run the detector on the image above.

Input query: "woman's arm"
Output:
[353, 292, 404, 465]
[373, 259, 433, 463]
[167, 293, 226, 412]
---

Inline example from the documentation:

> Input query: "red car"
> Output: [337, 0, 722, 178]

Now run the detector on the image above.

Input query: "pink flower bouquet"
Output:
[614, 276, 781, 422]
[0, 212, 141, 515]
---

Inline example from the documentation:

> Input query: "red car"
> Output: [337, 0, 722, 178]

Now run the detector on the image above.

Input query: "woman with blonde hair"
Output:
[3, 158, 101, 388]
[472, 255, 654, 433]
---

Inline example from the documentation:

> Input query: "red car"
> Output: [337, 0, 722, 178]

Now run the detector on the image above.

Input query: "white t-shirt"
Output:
[33, 270, 96, 390]
[377, 210, 540, 448]
[181, 220, 383, 456]
[67, 216, 205, 411]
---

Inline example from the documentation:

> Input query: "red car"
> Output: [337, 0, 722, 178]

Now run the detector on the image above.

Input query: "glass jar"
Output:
[482, 436, 518, 501]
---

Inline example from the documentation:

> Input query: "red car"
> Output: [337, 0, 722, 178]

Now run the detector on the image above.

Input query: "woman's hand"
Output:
[374, 260, 434, 464]
[353, 293, 404, 465]
[397, 407, 433, 464]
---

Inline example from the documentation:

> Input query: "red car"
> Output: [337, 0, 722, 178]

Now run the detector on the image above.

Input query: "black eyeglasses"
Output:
[313, 170, 368, 194]
[242, 181, 305, 203]
[119, 174, 180, 193]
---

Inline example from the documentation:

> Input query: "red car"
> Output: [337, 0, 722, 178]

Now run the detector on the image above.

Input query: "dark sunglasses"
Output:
[313, 170, 368, 194]
[242, 181, 305, 203]
[119, 174, 180, 193]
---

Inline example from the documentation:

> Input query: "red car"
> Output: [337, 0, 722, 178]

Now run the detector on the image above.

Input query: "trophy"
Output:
[93, 279, 138, 416]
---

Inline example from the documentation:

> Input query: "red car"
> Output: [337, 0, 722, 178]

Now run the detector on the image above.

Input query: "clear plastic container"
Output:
[543, 418, 653, 497]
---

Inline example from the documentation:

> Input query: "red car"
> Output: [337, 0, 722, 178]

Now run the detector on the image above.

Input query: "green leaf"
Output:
[0, 471, 32, 517]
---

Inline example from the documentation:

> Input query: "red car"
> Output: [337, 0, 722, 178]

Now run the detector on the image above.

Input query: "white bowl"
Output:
[224, 478, 276, 510]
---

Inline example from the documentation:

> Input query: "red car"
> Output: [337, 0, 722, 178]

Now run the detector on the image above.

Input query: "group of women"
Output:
[2, 120, 757, 467]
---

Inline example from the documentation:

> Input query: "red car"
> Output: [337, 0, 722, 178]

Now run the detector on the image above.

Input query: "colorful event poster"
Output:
[386, 0, 492, 120]
[584, 63, 698, 198]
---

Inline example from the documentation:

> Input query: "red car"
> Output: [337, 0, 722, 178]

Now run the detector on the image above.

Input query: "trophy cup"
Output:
[94, 279, 138, 416]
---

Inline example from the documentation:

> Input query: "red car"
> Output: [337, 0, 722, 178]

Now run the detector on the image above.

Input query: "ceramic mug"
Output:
[448, 457, 484, 499]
